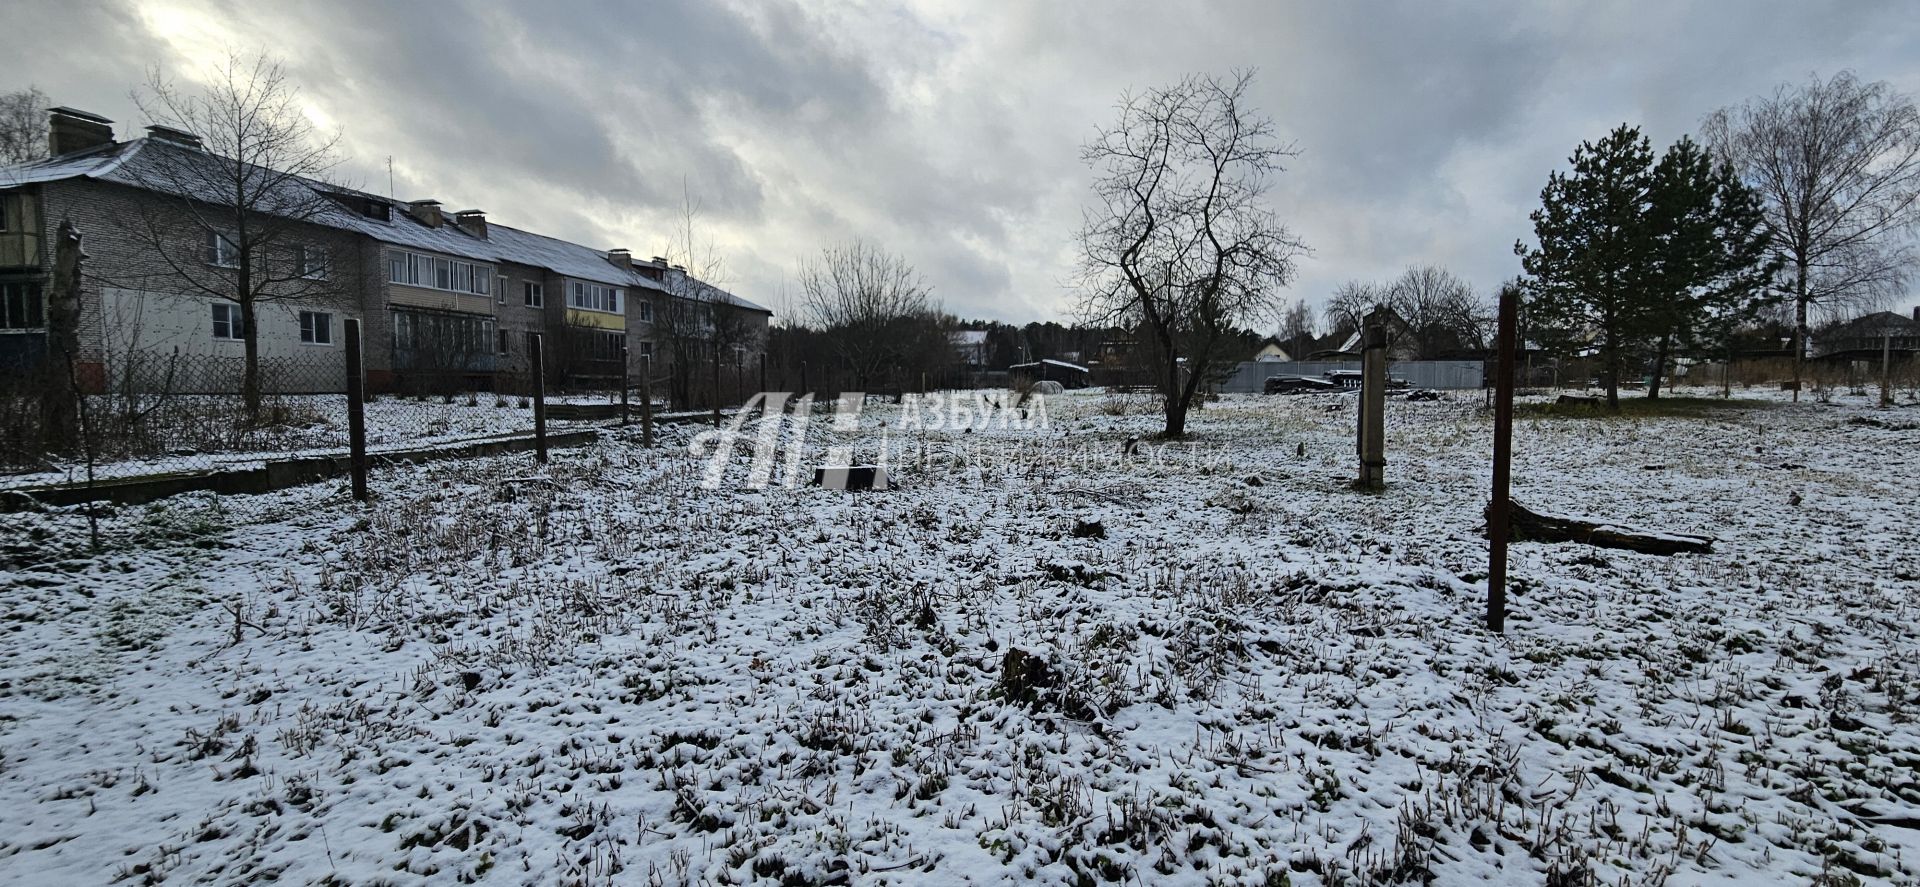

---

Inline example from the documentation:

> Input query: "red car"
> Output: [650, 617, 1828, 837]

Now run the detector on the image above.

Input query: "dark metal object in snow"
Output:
[1488, 287, 1519, 633]
[531, 333, 548, 464]
[345, 317, 369, 502]
[815, 465, 889, 491]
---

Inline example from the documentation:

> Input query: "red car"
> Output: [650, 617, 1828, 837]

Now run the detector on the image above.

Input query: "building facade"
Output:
[0, 106, 770, 397]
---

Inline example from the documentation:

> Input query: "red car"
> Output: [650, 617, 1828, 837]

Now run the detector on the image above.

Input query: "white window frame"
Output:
[496, 275, 508, 305]
[207, 230, 239, 269]
[524, 281, 544, 308]
[386, 248, 493, 295]
[568, 280, 621, 314]
[638, 299, 653, 322]
[299, 310, 333, 345]
[211, 302, 242, 340]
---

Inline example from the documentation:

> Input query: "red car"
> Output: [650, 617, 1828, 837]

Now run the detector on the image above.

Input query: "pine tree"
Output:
[1641, 137, 1779, 398]
[1516, 124, 1658, 409]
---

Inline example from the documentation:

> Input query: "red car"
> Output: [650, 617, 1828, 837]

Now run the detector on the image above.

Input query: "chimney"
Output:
[671, 264, 686, 272]
[408, 200, 444, 228]
[453, 209, 488, 239]
[1912, 305, 1919, 323]
[649, 256, 668, 266]
[144, 124, 203, 151]
[606, 248, 632, 270]
[48, 107, 114, 156]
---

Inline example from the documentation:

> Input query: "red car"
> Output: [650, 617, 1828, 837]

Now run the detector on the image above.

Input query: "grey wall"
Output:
[1223, 360, 1485, 392]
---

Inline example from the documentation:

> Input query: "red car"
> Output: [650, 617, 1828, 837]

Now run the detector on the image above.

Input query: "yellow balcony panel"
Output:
[566, 309, 626, 331]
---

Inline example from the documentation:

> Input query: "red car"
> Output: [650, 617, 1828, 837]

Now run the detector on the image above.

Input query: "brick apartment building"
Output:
[0, 106, 769, 395]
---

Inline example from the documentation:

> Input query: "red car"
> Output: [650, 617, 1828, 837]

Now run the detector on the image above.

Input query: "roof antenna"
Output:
[386, 155, 394, 196]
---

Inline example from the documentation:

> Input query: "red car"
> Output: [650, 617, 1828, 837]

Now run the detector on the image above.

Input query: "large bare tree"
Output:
[1323, 280, 1385, 342]
[121, 53, 350, 420]
[796, 239, 937, 391]
[0, 85, 49, 165]
[1703, 71, 1920, 398]
[652, 183, 740, 410]
[1078, 71, 1306, 436]
[1384, 265, 1489, 359]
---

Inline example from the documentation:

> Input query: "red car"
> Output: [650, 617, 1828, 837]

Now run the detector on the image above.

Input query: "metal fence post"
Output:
[640, 354, 655, 448]
[1488, 287, 1519, 633]
[531, 333, 549, 464]
[344, 317, 369, 502]
[620, 344, 631, 426]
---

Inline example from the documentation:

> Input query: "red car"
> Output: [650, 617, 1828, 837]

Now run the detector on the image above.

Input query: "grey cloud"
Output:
[4, 0, 1917, 323]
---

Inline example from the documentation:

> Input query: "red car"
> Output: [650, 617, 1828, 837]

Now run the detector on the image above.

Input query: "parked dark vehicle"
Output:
[1324, 370, 1410, 390]
[1264, 375, 1340, 394]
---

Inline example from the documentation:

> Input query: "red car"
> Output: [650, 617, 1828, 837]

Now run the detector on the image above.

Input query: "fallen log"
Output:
[1487, 499, 1713, 555]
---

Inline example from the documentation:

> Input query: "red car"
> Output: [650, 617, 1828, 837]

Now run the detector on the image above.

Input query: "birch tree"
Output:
[1703, 72, 1920, 398]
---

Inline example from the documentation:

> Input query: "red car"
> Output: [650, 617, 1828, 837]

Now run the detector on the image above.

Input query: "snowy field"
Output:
[1, 387, 1917, 885]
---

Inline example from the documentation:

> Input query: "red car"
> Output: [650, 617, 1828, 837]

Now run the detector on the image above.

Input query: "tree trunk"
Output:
[1603, 335, 1621, 410]
[1646, 334, 1671, 400]
[40, 221, 84, 451]
[1490, 499, 1713, 555]
[1792, 262, 1809, 402]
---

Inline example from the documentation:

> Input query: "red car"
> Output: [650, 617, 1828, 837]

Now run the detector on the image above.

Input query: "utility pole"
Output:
[1355, 312, 1387, 491]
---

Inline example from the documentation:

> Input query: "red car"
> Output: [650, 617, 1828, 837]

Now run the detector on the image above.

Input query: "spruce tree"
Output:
[1642, 137, 1778, 398]
[1516, 124, 1658, 409]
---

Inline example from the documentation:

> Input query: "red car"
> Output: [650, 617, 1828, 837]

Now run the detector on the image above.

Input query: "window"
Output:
[523, 281, 544, 308]
[294, 245, 330, 280]
[299, 311, 333, 345]
[496, 275, 508, 305]
[635, 340, 653, 359]
[211, 302, 241, 340]
[590, 330, 627, 361]
[0, 282, 44, 330]
[385, 249, 493, 295]
[497, 329, 510, 355]
[568, 280, 620, 313]
[207, 230, 239, 268]
[0, 194, 11, 232]
[638, 299, 653, 322]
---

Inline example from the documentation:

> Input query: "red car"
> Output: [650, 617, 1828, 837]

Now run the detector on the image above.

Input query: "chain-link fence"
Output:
[0, 330, 679, 498]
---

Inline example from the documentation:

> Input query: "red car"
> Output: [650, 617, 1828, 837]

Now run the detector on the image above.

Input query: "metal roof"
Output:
[0, 138, 768, 314]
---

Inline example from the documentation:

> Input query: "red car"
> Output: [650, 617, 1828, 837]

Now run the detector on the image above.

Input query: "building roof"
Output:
[0, 138, 768, 314]
[1009, 358, 1090, 374]
[950, 330, 989, 346]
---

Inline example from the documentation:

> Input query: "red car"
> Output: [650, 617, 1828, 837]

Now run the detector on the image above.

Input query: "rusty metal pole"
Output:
[619, 344, 631, 426]
[639, 354, 655, 448]
[1488, 287, 1519, 633]
[531, 333, 549, 464]
[344, 317, 369, 502]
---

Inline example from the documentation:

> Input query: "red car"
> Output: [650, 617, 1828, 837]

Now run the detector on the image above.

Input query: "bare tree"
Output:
[1384, 265, 1489, 359]
[1077, 71, 1306, 437]
[654, 183, 732, 410]
[120, 53, 351, 421]
[796, 239, 937, 391]
[1323, 280, 1385, 342]
[1704, 71, 1920, 398]
[1276, 298, 1315, 358]
[0, 86, 49, 165]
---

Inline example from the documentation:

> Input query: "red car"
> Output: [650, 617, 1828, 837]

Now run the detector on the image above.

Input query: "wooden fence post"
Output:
[344, 317, 369, 502]
[1355, 314, 1387, 491]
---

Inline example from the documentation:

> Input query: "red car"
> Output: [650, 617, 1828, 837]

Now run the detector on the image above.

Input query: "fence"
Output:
[1221, 359, 1487, 393]
[0, 325, 728, 496]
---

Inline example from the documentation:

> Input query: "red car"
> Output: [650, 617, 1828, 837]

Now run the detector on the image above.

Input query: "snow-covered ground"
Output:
[1, 386, 1916, 885]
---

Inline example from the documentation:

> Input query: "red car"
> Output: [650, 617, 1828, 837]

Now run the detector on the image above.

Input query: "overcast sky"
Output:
[5, 0, 1917, 325]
